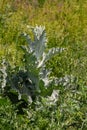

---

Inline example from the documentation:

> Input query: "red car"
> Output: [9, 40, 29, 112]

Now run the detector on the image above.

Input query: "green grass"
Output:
[0, 0, 87, 129]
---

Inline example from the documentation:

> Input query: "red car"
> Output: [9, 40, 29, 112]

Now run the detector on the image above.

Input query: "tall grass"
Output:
[0, 0, 87, 129]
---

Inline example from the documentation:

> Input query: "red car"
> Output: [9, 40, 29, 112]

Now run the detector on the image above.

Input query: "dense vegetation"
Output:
[0, 0, 87, 129]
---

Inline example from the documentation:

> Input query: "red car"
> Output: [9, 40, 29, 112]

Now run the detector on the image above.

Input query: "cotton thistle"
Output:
[11, 25, 65, 102]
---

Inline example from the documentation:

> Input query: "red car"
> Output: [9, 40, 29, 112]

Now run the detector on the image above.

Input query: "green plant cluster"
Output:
[0, 0, 87, 129]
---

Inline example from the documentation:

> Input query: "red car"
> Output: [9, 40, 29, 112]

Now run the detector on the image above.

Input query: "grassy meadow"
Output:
[0, 0, 87, 129]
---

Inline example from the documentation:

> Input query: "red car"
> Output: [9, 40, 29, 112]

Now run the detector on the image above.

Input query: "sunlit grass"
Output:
[0, 0, 87, 129]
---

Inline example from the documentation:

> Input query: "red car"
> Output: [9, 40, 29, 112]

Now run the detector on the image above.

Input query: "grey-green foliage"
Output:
[0, 26, 74, 103]
[17, 25, 65, 102]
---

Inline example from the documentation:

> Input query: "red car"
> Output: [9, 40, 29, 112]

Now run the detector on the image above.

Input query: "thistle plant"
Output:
[12, 25, 64, 102]
[1, 25, 75, 104]
[0, 26, 76, 104]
